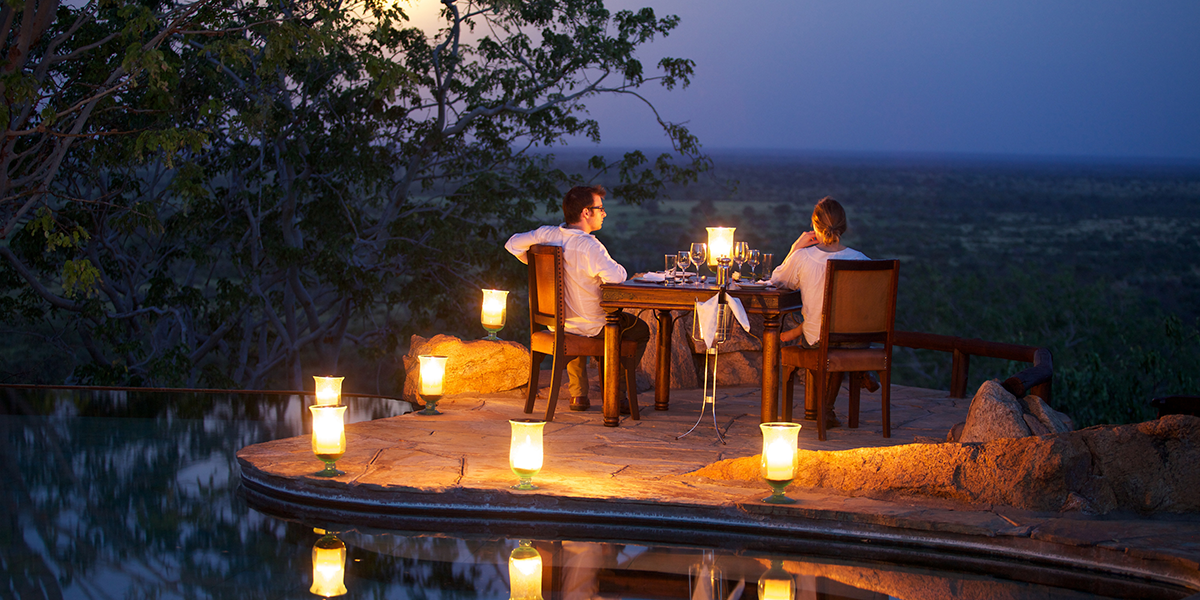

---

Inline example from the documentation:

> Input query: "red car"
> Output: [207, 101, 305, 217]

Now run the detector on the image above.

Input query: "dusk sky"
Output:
[570, 0, 1200, 162]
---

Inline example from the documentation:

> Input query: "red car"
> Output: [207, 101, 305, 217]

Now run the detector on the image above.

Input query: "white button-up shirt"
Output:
[505, 225, 628, 337]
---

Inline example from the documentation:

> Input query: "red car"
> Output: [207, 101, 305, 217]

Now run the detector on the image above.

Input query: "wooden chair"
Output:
[524, 244, 640, 422]
[781, 259, 899, 441]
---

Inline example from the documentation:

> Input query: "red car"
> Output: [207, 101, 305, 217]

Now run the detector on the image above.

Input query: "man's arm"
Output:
[504, 229, 544, 265]
[587, 240, 628, 284]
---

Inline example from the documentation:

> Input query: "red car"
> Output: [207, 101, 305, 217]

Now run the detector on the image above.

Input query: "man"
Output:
[505, 185, 649, 412]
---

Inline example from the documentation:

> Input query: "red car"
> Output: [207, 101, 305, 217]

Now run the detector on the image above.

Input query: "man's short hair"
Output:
[563, 185, 606, 224]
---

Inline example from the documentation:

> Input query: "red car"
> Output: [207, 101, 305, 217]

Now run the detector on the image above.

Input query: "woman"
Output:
[770, 197, 868, 346]
[768, 197, 875, 426]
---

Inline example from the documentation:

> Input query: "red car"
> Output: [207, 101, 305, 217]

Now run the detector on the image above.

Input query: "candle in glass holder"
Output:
[314, 375, 344, 405]
[481, 289, 508, 328]
[759, 422, 800, 504]
[419, 355, 447, 395]
[706, 227, 736, 268]
[509, 419, 546, 490]
[311, 405, 347, 458]
[764, 438, 794, 481]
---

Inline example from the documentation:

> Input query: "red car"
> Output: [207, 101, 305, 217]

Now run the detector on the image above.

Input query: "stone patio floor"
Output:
[238, 376, 1200, 595]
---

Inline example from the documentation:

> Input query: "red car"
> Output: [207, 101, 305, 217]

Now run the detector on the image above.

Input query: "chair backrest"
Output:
[820, 259, 900, 345]
[527, 244, 566, 332]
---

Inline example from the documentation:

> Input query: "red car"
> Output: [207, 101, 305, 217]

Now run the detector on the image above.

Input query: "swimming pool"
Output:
[2, 387, 1192, 599]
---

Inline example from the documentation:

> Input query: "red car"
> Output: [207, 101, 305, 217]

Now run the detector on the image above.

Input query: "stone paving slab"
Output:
[237, 380, 1200, 593]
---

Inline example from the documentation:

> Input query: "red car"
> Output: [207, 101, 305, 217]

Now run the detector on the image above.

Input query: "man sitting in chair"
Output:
[505, 185, 650, 412]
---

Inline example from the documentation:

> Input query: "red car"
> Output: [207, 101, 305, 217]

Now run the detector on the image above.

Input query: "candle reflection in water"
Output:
[758, 560, 795, 600]
[509, 419, 545, 490]
[508, 540, 543, 600]
[310, 530, 348, 597]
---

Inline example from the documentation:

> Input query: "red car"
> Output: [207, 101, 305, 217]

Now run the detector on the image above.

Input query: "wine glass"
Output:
[676, 251, 692, 283]
[689, 243, 707, 281]
[733, 242, 749, 275]
[748, 248, 761, 279]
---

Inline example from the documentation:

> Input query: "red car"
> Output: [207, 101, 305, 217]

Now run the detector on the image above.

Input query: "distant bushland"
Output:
[563, 150, 1200, 427]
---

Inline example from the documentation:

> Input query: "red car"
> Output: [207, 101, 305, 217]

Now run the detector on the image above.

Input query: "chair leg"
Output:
[623, 359, 640, 420]
[815, 367, 827, 441]
[804, 370, 818, 421]
[782, 366, 797, 422]
[525, 351, 543, 414]
[544, 351, 566, 422]
[848, 372, 861, 429]
[881, 369, 891, 438]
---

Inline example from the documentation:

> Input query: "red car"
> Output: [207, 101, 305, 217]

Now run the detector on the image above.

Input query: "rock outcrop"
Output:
[402, 334, 531, 402]
[689, 414, 1200, 514]
[954, 379, 1074, 443]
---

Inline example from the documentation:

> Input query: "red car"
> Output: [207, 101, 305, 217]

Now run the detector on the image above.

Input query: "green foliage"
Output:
[0, 0, 708, 392]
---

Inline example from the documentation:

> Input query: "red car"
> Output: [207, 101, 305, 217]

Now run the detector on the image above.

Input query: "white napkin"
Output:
[695, 293, 750, 350]
[639, 272, 666, 282]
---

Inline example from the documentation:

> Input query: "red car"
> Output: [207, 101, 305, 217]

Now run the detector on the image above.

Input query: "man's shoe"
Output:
[825, 411, 842, 428]
[569, 396, 590, 411]
[860, 372, 881, 393]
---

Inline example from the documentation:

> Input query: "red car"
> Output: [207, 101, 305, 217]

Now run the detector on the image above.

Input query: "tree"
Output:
[0, 0, 709, 392]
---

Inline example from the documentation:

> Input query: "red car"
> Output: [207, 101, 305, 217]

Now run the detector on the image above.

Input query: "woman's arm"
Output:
[790, 231, 818, 254]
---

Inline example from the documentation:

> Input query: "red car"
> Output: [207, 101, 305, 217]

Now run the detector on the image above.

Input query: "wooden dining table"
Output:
[598, 278, 803, 427]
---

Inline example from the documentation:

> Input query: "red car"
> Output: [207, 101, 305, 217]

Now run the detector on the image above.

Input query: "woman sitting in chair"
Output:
[768, 196, 875, 425]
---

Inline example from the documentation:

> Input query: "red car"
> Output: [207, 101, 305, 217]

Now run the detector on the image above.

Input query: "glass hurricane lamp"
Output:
[509, 419, 546, 490]
[481, 289, 509, 340]
[760, 422, 800, 504]
[418, 355, 448, 415]
[310, 404, 347, 477]
[313, 375, 344, 405]
[706, 226, 736, 269]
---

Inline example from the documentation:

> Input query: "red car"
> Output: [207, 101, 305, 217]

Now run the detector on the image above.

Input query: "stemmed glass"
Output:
[733, 242, 749, 276]
[689, 243, 707, 282]
[676, 251, 692, 284]
[748, 249, 762, 279]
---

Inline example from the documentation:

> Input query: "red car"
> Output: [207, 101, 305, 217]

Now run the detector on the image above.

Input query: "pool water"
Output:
[2, 388, 1191, 599]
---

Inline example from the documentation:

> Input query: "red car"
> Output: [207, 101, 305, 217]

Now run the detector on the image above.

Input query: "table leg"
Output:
[654, 309, 673, 411]
[603, 310, 622, 427]
[761, 313, 782, 423]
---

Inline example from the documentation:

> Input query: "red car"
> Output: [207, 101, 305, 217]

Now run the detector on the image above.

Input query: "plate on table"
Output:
[632, 273, 667, 284]
[736, 281, 772, 290]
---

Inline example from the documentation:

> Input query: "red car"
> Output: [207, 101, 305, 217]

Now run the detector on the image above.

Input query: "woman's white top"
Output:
[768, 245, 869, 346]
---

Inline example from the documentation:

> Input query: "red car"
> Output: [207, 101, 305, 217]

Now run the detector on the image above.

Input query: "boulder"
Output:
[688, 414, 1200, 515]
[402, 334, 531, 402]
[1021, 394, 1074, 433]
[637, 310, 699, 389]
[960, 379, 1032, 443]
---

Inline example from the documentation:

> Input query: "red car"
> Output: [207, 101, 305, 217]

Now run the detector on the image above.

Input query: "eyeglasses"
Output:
[587, 205, 606, 214]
